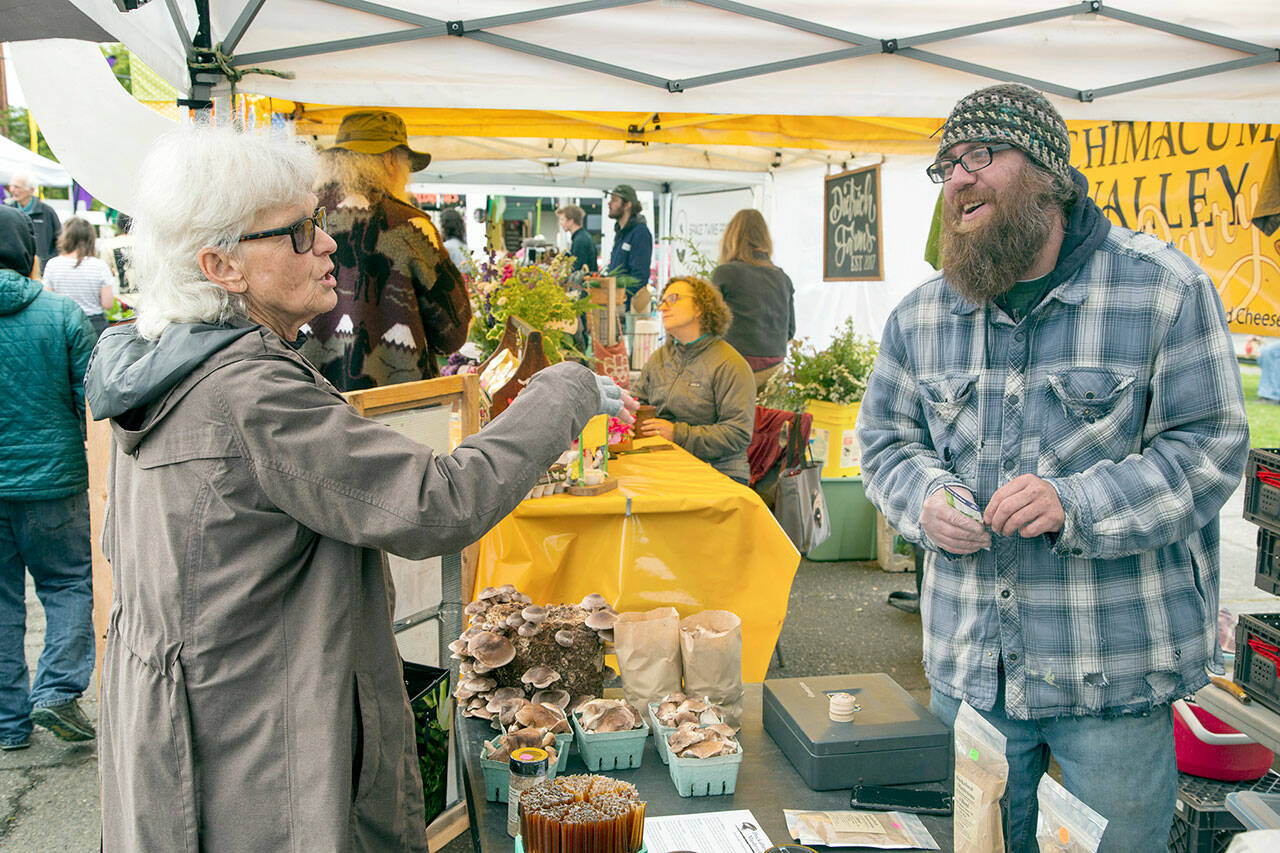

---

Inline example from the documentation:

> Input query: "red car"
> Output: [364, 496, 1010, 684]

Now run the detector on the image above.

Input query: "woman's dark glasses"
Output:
[238, 207, 327, 254]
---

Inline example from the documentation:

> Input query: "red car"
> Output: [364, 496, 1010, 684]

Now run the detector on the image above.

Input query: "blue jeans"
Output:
[0, 494, 95, 746]
[931, 683, 1176, 853]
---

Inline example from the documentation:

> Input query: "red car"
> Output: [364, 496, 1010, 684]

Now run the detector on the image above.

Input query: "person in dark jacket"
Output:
[557, 203, 597, 274]
[0, 204, 97, 752]
[299, 110, 471, 390]
[5, 172, 61, 269]
[605, 184, 652, 298]
[712, 209, 796, 389]
[633, 276, 755, 482]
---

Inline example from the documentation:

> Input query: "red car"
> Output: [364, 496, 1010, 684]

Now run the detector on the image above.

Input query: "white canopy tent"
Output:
[44, 1, 1280, 122]
[7, 2, 1278, 342]
[0, 134, 72, 188]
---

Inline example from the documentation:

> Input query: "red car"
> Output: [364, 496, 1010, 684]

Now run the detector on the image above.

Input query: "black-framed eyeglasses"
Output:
[238, 207, 327, 253]
[926, 143, 1015, 184]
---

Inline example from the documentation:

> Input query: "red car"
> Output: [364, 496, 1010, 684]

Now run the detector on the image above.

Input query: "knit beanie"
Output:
[0, 205, 35, 275]
[937, 83, 1071, 181]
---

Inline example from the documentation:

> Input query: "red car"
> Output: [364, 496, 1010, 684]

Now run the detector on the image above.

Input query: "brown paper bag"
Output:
[613, 607, 682, 710]
[679, 610, 744, 726]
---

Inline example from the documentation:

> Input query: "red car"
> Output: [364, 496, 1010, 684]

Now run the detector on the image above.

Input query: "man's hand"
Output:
[638, 417, 675, 441]
[921, 486, 991, 554]
[984, 474, 1065, 538]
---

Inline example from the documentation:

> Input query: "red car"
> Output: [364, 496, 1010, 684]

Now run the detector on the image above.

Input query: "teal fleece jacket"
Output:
[0, 268, 94, 499]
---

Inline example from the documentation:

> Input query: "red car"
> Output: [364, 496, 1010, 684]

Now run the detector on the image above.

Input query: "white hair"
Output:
[7, 172, 32, 189]
[129, 123, 318, 340]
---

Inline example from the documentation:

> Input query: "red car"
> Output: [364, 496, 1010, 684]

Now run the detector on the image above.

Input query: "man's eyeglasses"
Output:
[238, 207, 327, 254]
[658, 292, 683, 308]
[925, 143, 1015, 184]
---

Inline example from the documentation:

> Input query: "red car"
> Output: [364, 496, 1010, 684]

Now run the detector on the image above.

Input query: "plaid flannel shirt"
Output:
[857, 227, 1248, 719]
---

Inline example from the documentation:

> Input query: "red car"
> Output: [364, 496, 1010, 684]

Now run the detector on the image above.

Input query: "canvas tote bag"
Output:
[773, 416, 832, 552]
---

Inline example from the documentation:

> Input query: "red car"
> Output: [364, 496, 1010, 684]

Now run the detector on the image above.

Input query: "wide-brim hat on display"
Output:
[330, 110, 431, 171]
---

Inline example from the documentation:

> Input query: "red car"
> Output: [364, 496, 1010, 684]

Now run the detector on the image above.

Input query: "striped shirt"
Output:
[43, 255, 113, 318]
[857, 226, 1248, 719]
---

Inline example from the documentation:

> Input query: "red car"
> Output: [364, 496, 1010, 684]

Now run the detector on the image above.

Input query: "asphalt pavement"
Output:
[3, 475, 1275, 852]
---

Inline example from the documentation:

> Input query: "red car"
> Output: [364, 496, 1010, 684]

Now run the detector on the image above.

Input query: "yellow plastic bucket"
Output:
[804, 399, 861, 478]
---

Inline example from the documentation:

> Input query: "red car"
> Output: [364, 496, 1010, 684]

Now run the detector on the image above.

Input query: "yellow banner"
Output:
[1070, 121, 1280, 336]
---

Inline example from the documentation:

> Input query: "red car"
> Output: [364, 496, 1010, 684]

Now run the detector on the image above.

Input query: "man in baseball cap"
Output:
[605, 184, 652, 298]
[858, 83, 1247, 852]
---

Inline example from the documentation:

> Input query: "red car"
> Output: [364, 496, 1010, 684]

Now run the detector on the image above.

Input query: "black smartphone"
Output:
[849, 784, 953, 816]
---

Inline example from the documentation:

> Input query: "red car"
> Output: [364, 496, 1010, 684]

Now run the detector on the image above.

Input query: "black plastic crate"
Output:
[1168, 772, 1280, 853]
[1243, 448, 1280, 529]
[1256, 526, 1280, 596]
[1234, 613, 1280, 715]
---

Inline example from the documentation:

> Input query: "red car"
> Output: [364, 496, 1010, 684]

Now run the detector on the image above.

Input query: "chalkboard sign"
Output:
[823, 164, 883, 281]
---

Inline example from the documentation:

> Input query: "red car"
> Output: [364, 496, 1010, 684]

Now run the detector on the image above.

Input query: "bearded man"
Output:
[857, 84, 1248, 852]
[300, 110, 470, 389]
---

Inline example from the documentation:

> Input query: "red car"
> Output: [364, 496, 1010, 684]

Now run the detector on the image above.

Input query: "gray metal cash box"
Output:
[762, 673, 951, 790]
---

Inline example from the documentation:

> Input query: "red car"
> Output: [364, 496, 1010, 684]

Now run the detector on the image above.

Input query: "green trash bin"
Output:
[805, 476, 877, 561]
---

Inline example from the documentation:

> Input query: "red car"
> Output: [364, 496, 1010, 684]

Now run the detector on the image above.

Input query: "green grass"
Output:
[1241, 367, 1280, 448]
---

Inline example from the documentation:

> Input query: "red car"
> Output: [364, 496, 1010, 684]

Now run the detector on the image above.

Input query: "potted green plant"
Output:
[759, 318, 878, 478]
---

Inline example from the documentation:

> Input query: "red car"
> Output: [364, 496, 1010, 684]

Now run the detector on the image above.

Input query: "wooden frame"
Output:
[823, 163, 884, 281]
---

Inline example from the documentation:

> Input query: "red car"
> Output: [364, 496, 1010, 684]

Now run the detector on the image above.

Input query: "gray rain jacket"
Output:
[85, 322, 599, 852]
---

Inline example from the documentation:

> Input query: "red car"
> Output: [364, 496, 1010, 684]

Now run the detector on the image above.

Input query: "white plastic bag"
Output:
[1035, 774, 1106, 852]
[953, 701, 1008, 853]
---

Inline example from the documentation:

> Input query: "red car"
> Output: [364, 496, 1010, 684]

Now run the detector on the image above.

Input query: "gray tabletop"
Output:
[456, 683, 954, 852]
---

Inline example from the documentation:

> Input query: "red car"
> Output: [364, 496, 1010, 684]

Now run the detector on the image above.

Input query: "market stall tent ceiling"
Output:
[0, 0, 111, 42]
[34, 1, 1280, 123]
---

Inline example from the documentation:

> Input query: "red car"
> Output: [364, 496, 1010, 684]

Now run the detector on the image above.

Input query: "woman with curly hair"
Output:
[633, 276, 755, 482]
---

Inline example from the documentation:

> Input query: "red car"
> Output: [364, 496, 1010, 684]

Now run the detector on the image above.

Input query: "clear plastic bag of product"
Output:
[783, 809, 939, 849]
[953, 701, 1008, 853]
[1035, 774, 1106, 852]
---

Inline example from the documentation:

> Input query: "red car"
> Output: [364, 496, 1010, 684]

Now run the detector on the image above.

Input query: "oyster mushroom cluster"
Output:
[484, 713, 567, 766]
[652, 693, 728, 728]
[666, 721, 740, 759]
[575, 698, 646, 733]
[453, 585, 618, 717]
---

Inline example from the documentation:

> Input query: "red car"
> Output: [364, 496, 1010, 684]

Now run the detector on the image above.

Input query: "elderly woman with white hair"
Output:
[84, 126, 634, 852]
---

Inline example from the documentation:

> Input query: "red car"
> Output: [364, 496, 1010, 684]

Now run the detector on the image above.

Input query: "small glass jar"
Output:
[507, 746, 549, 837]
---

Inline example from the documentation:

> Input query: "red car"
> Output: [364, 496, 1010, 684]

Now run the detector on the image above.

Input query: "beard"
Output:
[939, 164, 1064, 303]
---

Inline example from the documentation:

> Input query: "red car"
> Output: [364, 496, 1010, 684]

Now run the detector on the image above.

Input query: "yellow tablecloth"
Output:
[474, 437, 801, 680]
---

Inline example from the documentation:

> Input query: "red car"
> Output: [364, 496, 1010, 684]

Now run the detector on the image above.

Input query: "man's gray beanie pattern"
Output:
[937, 83, 1071, 181]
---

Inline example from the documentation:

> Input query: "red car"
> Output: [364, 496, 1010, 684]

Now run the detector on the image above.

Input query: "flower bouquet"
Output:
[467, 253, 591, 363]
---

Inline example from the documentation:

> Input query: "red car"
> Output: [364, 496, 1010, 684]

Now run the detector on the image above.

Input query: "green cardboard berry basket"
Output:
[667, 744, 743, 797]
[480, 734, 566, 802]
[646, 702, 677, 765]
[570, 711, 650, 771]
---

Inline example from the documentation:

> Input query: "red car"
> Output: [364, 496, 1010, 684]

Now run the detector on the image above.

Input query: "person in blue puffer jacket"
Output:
[0, 204, 97, 751]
